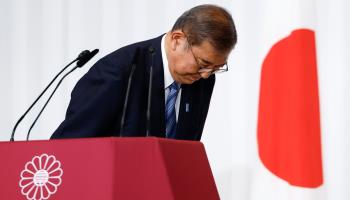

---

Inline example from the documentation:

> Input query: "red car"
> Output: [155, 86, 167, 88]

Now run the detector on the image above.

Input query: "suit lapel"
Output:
[149, 35, 166, 137]
[176, 83, 202, 140]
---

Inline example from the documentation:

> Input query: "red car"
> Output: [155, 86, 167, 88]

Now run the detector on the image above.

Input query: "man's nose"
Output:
[199, 71, 211, 79]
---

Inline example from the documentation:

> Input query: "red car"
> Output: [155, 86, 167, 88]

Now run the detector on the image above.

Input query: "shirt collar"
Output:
[161, 34, 175, 89]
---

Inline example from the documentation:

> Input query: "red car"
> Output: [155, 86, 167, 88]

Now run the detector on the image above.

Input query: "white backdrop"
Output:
[0, 0, 349, 199]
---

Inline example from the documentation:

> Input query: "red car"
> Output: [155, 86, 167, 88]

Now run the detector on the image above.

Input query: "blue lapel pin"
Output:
[185, 103, 190, 112]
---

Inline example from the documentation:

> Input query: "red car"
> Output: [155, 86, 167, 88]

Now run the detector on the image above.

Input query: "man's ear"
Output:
[170, 30, 185, 51]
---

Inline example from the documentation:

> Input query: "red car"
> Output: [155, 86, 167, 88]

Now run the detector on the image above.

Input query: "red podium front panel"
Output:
[0, 137, 219, 200]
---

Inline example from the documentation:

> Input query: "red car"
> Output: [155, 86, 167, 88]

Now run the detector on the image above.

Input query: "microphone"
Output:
[146, 47, 155, 137]
[10, 49, 99, 141]
[119, 48, 140, 136]
[77, 49, 99, 67]
[26, 49, 99, 140]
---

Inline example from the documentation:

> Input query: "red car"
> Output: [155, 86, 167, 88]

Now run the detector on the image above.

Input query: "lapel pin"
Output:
[185, 103, 190, 112]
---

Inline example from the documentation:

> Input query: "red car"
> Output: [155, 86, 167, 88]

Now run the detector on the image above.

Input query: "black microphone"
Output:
[26, 49, 99, 140]
[119, 48, 140, 136]
[10, 49, 99, 141]
[77, 49, 99, 67]
[146, 47, 155, 137]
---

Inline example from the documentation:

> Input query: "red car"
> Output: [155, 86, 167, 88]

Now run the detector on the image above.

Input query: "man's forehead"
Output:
[193, 40, 229, 65]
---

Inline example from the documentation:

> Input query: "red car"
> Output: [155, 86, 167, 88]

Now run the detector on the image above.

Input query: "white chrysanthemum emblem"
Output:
[19, 154, 63, 200]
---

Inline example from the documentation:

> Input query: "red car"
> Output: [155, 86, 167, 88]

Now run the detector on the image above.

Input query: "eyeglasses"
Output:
[184, 35, 229, 75]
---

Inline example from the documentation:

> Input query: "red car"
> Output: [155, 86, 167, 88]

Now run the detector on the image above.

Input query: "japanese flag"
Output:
[244, 0, 324, 199]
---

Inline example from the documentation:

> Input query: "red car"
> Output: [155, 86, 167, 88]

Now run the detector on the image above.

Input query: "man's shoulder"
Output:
[101, 34, 164, 63]
[87, 34, 163, 77]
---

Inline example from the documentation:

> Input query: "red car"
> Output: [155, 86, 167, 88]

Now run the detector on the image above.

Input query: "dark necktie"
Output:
[165, 82, 179, 138]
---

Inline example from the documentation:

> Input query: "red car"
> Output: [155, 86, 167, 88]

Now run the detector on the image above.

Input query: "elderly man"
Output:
[51, 4, 237, 141]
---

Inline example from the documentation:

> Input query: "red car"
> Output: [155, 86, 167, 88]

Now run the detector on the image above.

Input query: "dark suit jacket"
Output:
[51, 35, 215, 141]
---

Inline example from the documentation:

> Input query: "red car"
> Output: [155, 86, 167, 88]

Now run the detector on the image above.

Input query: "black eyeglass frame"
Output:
[183, 32, 229, 75]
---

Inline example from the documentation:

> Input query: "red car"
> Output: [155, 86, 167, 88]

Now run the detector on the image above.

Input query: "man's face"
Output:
[167, 31, 230, 84]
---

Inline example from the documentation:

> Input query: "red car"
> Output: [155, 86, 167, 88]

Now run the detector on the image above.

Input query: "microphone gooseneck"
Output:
[146, 47, 155, 137]
[26, 66, 77, 140]
[11, 49, 99, 141]
[119, 48, 140, 136]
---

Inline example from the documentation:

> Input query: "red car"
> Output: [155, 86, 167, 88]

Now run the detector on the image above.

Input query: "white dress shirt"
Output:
[161, 34, 182, 121]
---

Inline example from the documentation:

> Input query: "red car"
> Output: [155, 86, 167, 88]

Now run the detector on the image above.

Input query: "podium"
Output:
[0, 137, 220, 200]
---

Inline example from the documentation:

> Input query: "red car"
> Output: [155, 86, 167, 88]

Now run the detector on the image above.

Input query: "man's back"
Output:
[51, 35, 215, 140]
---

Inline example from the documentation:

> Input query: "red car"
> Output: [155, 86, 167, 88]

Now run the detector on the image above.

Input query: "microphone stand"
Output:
[26, 66, 78, 140]
[146, 47, 155, 137]
[11, 49, 99, 141]
[10, 59, 77, 141]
